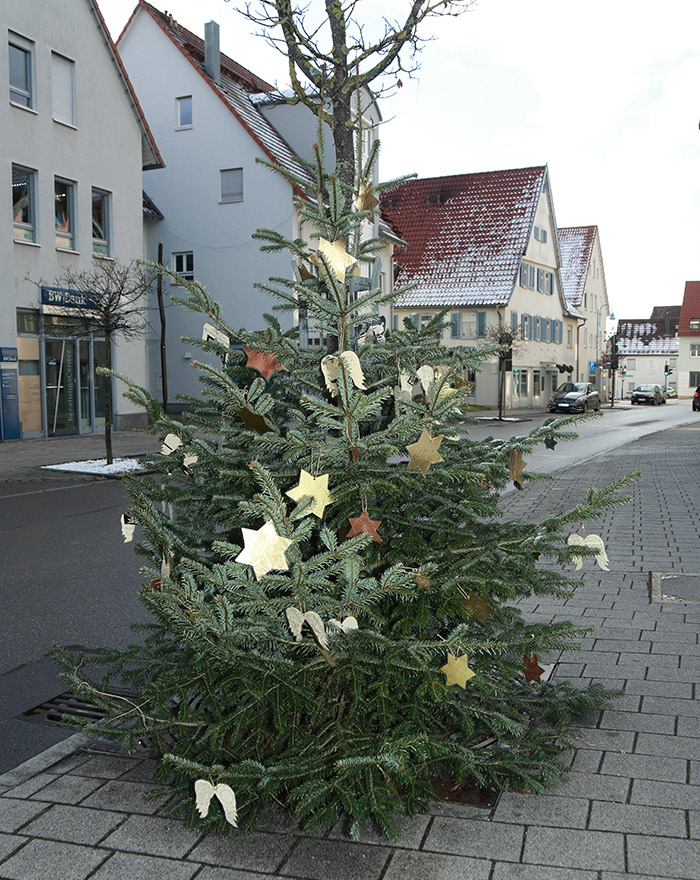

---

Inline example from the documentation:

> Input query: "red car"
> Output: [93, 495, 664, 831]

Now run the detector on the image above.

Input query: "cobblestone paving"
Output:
[0, 426, 698, 878]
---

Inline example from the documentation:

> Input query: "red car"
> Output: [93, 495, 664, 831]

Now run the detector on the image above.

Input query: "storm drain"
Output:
[650, 572, 700, 604]
[19, 688, 137, 728]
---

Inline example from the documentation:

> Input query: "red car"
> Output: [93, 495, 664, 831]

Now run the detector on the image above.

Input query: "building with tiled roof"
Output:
[3, 0, 163, 439]
[558, 226, 612, 396]
[380, 167, 586, 410]
[117, 2, 391, 406]
[676, 282, 700, 397]
[614, 307, 680, 398]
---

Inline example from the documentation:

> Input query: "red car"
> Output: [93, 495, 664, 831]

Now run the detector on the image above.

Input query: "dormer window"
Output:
[689, 319, 700, 330]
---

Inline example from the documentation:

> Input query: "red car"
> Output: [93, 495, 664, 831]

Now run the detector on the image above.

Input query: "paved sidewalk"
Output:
[1, 426, 699, 878]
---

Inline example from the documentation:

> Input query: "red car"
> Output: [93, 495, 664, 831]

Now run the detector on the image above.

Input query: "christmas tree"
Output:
[55, 123, 628, 841]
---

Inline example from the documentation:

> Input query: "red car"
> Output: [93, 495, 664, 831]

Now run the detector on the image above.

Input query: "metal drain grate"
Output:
[19, 688, 137, 728]
[650, 572, 700, 604]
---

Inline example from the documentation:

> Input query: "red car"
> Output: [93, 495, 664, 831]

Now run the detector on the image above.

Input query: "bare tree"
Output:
[45, 260, 155, 464]
[234, 0, 476, 185]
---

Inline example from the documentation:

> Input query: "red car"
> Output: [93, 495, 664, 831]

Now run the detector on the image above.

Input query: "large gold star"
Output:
[509, 449, 526, 488]
[235, 520, 292, 580]
[236, 406, 272, 434]
[406, 428, 444, 477]
[286, 470, 333, 518]
[354, 182, 380, 213]
[459, 594, 494, 623]
[440, 652, 475, 688]
[243, 347, 285, 382]
[318, 238, 356, 282]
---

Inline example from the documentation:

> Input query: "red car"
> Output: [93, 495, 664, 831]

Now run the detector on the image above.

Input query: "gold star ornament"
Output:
[286, 470, 333, 518]
[441, 652, 475, 688]
[354, 182, 380, 213]
[459, 594, 494, 623]
[236, 406, 272, 434]
[318, 238, 356, 282]
[235, 520, 292, 580]
[509, 449, 526, 489]
[406, 428, 444, 477]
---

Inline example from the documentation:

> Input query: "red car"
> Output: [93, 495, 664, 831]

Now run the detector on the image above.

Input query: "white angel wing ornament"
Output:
[194, 779, 238, 827]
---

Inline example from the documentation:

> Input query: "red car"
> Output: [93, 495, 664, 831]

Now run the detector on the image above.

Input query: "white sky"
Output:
[99, 0, 700, 322]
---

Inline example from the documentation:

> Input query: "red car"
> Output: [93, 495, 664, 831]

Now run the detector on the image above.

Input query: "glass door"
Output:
[45, 338, 78, 435]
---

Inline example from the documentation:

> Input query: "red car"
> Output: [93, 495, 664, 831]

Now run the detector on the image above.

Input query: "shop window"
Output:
[54, 178, 76, 249]
[12, 165, 36, 241]
[91, 188, 111, 255]
[9, 33, 34, 108]
[17, 309, 39, 334]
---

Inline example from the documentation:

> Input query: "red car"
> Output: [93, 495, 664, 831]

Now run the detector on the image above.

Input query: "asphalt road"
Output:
[0, 479, 150, 773]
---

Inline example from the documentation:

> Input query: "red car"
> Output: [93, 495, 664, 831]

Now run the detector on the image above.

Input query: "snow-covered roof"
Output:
[558, 226, 596, 307]
[129, 2, 313, 188]
[379, 167, 546, 308]
[616, 337, 679, 355]
[616, 308, 680, 355]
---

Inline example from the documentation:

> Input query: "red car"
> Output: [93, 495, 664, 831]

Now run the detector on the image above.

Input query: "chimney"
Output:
[204, 21, 221, 85]
[664, 311, 671, 336]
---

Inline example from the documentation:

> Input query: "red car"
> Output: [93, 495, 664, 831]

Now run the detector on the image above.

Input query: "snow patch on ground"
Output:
[41, 458, 145, 475]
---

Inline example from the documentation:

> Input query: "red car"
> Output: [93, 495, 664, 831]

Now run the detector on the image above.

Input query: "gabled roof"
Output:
[379, 166, 547, 308]
[616, 306, 680, 355]
[122, 2, 312, 188]
[88, 0, 162, 170]
[143, 191, 163, 221]
[678, 281, 700, 336]
[558, 226, 596, 307]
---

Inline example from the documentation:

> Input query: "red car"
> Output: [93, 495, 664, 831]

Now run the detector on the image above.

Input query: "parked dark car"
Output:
[631, 384, 665, 405]
[693, 387, 700, 411]
[549, 382, 600, 413]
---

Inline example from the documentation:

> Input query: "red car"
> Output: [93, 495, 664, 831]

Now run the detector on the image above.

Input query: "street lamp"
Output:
[595, 306, 614, 399]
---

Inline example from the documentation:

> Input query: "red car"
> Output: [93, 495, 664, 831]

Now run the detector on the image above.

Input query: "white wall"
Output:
[2, 0, 149, 432]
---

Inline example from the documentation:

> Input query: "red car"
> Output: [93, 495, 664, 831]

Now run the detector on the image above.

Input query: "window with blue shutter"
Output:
[528, 266, 535, 289]
[547, 272, 554, 295]
[511, 311, 518, 333]
[558, 321, 563, 343]
[521, 314, 528, 339]
[393, 315, 398, 331]
[520, 262, 528, 287]
[529, 316, 535, 339]
[476, 311, 486, 337]
[451, 312, 461, 338]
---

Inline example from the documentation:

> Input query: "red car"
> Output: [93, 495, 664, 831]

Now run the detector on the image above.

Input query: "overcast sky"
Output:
[99, 0, 700, 324]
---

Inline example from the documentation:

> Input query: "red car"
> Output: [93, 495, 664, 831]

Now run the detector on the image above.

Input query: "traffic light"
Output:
[664, 364, 673, 376]
[610, 334, 619, 370]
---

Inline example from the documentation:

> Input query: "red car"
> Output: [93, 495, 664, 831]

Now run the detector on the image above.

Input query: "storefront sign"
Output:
[0, 348, 18, 362]
[41, 286, 98, 309]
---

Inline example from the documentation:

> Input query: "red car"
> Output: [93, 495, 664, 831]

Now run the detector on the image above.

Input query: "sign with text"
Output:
[41, 286, 98, 309]
[0, 348, 18, 362]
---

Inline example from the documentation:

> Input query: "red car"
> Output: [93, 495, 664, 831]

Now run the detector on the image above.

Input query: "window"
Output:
[533, 369, 541, 395]
[9, 33, 33, 107]
[54, 178, 75, 249]
[689, 319, 700, 330]
[519, 261, 536, 290]
[521, 314, 528, 340]
[176, 95, 192, 128]
[450, 312, 461, 339]
[420, 314, 433, 330]
[529, 315, 536, 339]
[91, 188, 110, 254]
[17, 309, 39, 334]
[541, 318, 549, 342]
[690, 344, 700, 358]
[220, 168, 243, 203]
[511, 311, 518, 334]
[567, 326, 572, 347]
[534, 225, 548, 243]
[52, 52, 75, 126]
[173, 251, 194, 281]
[476, 311, 486, 337]
[627, 358, 636, 370]
[670, 358, 677, 368]
[690, 372, 700, 386]
[557, 321, 563, 344]
[12, 165, 36, 241]
[546, 271, 554, 294]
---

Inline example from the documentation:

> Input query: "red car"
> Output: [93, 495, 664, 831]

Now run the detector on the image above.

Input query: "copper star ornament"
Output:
[406, 428, 444, 477]
[235, 520, 292, 580]
[318, 238, 356, 282]
[459, 594, 494, 623]
[236, 406, 272, 434]
[347, 510, 382, 542]
[286, 470, 333, 518]
[523, 654, 546, 683]
[354, 182, 380, 213]
[441, 652, 476, 688]
[243, 347, 285, 382]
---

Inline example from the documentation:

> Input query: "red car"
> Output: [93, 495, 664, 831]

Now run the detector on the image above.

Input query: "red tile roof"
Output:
[678, 282, 700, 335]
[129, 2, 313, 188]
[558, 226, 596, 308]
[379, 167, 546, 308]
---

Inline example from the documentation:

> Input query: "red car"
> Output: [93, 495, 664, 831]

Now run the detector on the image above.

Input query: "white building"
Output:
[614, 306, 680, 398]
[117, 3, 393, 410]
[2, 0, 161, 439]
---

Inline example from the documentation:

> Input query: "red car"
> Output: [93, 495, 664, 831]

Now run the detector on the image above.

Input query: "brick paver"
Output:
[1, 424, 699, 878]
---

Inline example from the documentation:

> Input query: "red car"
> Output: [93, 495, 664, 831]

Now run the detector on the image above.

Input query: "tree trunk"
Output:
[104, 331, 113, 464]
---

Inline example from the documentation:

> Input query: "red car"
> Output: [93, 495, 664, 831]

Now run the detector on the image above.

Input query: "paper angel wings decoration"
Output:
[194, 779, 238, 827]
[321, 351, 366, 398]
[567, 533, 610, 571]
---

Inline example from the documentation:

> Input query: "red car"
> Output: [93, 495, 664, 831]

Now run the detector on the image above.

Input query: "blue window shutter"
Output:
[520, 262, 528, 287]
[410, 313, 419, 329]
[529, 316, 535, 338]
[558, 321, 563, 343]
[511, 311, 518, 332]
[451, 312, 461, 338]
[476, 311, 486, 337]
[521, 314, 527, 339]
[393, 314, 398, 331]
[529, 266, 535, 289]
